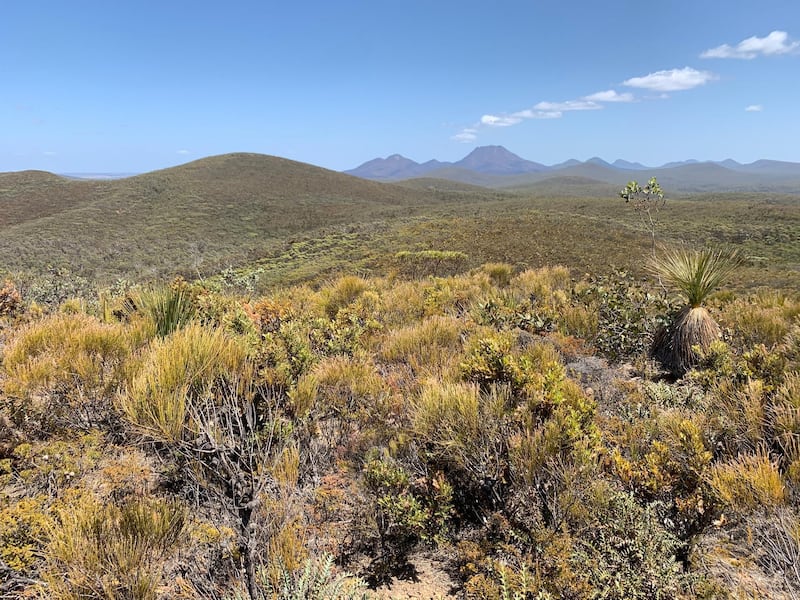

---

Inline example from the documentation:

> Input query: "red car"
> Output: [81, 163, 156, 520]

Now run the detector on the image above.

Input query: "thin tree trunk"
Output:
[240, 506, 259, 600]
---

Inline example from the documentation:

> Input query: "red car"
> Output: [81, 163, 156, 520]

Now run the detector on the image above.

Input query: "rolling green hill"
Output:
[0, 153, 488, 285]
[1, 152, 799, 298]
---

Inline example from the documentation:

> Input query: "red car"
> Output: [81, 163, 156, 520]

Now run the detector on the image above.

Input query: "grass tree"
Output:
[650, 247, 743, 377]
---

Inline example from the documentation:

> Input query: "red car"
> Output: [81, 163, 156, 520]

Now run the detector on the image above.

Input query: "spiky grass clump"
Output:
[130, 285, 197, 338]
[650, 248, 743, 376]
[651, 247, 743, 309]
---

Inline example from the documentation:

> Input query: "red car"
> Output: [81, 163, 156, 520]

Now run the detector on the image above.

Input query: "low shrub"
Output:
[41, 495, 187, 600]
[2, 313, 134, 433]
[709, 448, 786, 512]
[318, 275, 369, 320]
[380, 315, 463, 376]
[121, 323, 250, 442]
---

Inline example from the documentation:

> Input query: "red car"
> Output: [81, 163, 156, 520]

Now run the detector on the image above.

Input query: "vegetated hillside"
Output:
[3, 151, 800, 302]
[0, 153, 481, 284]
[0, 170, 105, 227]
[391, 177, 497, 193]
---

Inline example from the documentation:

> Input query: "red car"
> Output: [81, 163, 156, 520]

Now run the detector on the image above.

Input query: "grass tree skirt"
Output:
[652, 305, 721, 377]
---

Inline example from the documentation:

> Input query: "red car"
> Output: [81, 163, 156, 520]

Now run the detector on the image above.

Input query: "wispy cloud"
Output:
[701, 30, 799, 59]
[451, 130, 477, 143]
[453, 75, 702, 144]
[511, 109, 563, 119]
[177, 149, 190, 155]
[623, 67, 716, 92]
[745, 104, 764, 112]
[583, 89, 634, 103]
[533, 100, 602, 112]
[480, 114, 522, 127]
[42, 151, 57, 156]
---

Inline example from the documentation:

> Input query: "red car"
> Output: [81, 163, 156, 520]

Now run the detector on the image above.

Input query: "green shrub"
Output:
[228, 554, 370, 600]
[363, 454, 453, 554]
[0, 496, 52, 574]
[577, 271, 673, 362]
[128, 284, 197, 338]
[568, 492, 687, 600]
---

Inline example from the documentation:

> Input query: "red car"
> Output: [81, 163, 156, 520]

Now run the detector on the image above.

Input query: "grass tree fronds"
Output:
[650, 247, 744, 307]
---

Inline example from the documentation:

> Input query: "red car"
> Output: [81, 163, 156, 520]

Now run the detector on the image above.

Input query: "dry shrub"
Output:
[558, 304, 598, 340]
[719, 291, 800, 349]
[695, 508, 800, 599]
[394, 249, 468, 278]
[41, 495, 187, 600]
[288, 373, 319, 419]
[769, 374, 800, 486]
[481, 262, 514, 288]
[708, 379, 766, 456]
[120, 323, 250, 442]
[512, 265, 571, 300]
[0, 279, 23, 317]
[782, 321, 800, 371]
[261, 447, 308, 592]
[423, 274, 491, 317]
[709, 448, 786, 512]
[411, 382, 511, 504]
[2, 313, 135, 432]
[311, 354, 384, 417]
[318, 275, 369, 319]
[307, 355, 393, 463]
[378, 279, 427, 328]
[380, 315, 463, 377]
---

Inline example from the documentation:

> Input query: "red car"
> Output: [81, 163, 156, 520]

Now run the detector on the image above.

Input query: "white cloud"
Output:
[42, 151, 57, 156]
[511, 109, 562, 119]
[745, 104, 764, 112]
[480, 114, 522, 127]
[533, 100, 601, 111]
[177, 149, 190, 155]
[701, 30, 799, 59]
[452, 130, 477, 143]
[453, 87, 636, 143]
[623, 67, 716, 92]
[583, 89, 634, 103]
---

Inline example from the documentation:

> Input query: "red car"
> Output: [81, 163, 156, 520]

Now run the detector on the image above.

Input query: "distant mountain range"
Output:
[345, 146, 800, 193]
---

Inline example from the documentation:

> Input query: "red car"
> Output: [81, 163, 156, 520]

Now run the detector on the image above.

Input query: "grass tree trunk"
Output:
[652, 305, 721, 377]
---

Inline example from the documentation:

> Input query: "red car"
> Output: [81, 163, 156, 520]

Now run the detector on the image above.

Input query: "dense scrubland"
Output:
[2, 156, 800, 598]
[2, 257, 800, 598]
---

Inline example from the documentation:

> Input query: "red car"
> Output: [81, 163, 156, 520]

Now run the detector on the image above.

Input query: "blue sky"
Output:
[2, 1, 799, 173]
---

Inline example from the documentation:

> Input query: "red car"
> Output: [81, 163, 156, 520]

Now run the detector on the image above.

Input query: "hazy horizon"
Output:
[3, 1, 799, 173]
